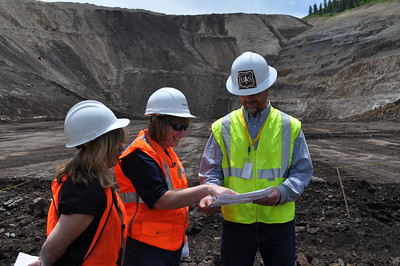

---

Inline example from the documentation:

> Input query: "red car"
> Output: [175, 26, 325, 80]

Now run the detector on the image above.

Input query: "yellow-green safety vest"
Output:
[212, 107, 301, 224]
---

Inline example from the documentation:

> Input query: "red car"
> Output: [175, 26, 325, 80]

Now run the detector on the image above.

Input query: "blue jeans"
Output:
[124, 237, 183, 266]
[221, 220, 296, 266]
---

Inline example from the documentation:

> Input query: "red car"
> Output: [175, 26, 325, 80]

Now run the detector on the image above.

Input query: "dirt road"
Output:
[1, 119, 399, 265]
[2, 119, 399, 184]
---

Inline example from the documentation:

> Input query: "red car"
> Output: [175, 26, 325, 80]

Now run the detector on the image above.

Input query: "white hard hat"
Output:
[226, 51, 277, 96]
[64, 100, 130, 148]
[144, 87, 196, 118]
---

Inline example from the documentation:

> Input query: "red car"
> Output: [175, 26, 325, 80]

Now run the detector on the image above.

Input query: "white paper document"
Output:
[181, 240, 190, 258]
[14, 252, 39, 266]
[209, 187, 273, 207]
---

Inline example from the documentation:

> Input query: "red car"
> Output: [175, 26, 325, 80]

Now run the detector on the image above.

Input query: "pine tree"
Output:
[328, 0, 333, 13]
[313, 3, 318, 14]
[333, 0, 338, 12]
[305, 0, 378, 17]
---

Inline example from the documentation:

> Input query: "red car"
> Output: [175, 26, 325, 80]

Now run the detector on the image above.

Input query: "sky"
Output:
[38, 0, 319, 19]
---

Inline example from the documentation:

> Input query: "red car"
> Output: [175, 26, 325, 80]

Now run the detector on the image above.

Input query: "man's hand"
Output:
[253, 188, 281, 206]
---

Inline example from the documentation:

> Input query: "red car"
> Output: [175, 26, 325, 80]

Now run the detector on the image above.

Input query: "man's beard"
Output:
[243, 100, 266, 116]
[244, 105, 259, 115]
[240, 94, 268, 116]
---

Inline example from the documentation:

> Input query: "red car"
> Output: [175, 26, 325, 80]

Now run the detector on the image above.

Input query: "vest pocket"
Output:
[141, 222, 173, 237]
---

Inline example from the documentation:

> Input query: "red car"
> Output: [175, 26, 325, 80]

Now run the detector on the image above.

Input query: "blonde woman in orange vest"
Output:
[114, 87, 236, 266]
[28, 100, 130, 266]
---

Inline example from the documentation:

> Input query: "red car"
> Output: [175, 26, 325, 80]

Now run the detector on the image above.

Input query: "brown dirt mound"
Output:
[1, 177, 399, 265]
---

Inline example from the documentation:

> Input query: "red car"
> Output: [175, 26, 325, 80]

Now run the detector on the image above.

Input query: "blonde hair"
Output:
[56, 128, 125, 188]
[148, 115, 189, 142]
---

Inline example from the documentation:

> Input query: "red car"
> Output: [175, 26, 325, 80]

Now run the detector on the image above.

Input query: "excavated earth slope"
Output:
[0, 0, 399, 122]
[275, 1, 400, 120]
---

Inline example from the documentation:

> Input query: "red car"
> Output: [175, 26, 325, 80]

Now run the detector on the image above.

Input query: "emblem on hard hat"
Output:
[238, 70, 257, 90]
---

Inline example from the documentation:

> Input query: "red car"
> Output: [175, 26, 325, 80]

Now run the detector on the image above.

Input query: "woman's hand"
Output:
[198, 195, 220, 215]
[208, 185, 238, 198]
[198, 185, 238, 215]
[27, 259, 40, 266]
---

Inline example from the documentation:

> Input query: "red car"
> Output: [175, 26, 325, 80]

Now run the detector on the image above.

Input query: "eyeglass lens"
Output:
[170, 123, 189, 131]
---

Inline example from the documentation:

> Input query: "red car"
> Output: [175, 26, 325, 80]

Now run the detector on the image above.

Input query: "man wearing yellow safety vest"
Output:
[198, 51, 313, 266]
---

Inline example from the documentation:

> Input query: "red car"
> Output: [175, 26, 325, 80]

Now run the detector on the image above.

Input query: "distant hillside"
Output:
[306, 0, 390, 18]
[0, 0, 399, 122]
[274, 0, 400, 120]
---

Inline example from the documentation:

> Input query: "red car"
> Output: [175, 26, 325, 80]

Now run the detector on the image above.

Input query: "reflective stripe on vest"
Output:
[212, 107, 301, 224]
[116, 134, 184, 204]
[114, 130, 189, 251]
[219, 110, 291, 181]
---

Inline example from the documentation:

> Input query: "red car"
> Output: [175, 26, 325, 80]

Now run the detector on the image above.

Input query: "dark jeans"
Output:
[124, 237, 183, 266]
[221, 220, 296, 266]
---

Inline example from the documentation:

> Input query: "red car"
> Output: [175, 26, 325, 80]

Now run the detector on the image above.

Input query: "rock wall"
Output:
[0, 0, 399, 122]
[275, 1, 400, 120]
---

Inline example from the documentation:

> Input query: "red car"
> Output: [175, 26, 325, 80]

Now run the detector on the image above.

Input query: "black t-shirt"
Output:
[120, 149, 169, 209]
[53, 178, 107, 265]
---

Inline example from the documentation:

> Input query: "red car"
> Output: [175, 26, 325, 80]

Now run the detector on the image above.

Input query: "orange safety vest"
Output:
[47, 175, 127, 266]
[114, 129, 189, 251]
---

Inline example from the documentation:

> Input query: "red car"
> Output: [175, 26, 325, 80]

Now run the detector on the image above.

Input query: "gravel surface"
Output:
[1, 119, 399, 265]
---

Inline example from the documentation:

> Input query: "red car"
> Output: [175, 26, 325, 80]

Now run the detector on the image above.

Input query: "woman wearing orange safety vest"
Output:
[114, 87, 237, 266]
[28, 100, 130, 266]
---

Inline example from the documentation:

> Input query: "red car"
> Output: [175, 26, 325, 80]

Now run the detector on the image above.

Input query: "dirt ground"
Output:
[1, 119, 399, 265]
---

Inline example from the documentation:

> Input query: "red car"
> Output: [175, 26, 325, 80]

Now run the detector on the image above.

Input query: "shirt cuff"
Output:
[276, 185, 287, 205]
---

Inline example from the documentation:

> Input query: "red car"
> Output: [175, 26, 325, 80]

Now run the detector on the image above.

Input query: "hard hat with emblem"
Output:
[64, 100, 130, 148]
[144, 87, 196, 118]
[226, 51, 277, 96]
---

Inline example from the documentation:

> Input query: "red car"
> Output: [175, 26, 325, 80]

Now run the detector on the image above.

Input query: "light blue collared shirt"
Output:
[198, 103, 313, 204]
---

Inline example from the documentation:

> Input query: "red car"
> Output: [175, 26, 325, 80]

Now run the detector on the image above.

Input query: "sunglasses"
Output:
[169, 123, 189, 131]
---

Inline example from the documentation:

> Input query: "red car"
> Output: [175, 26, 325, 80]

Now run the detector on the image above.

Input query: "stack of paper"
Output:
[209, 187, 273, 207]
[14, 252, 39, 266]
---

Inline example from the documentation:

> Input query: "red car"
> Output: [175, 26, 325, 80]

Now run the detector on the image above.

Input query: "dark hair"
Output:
[148, 115, 189, 142]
